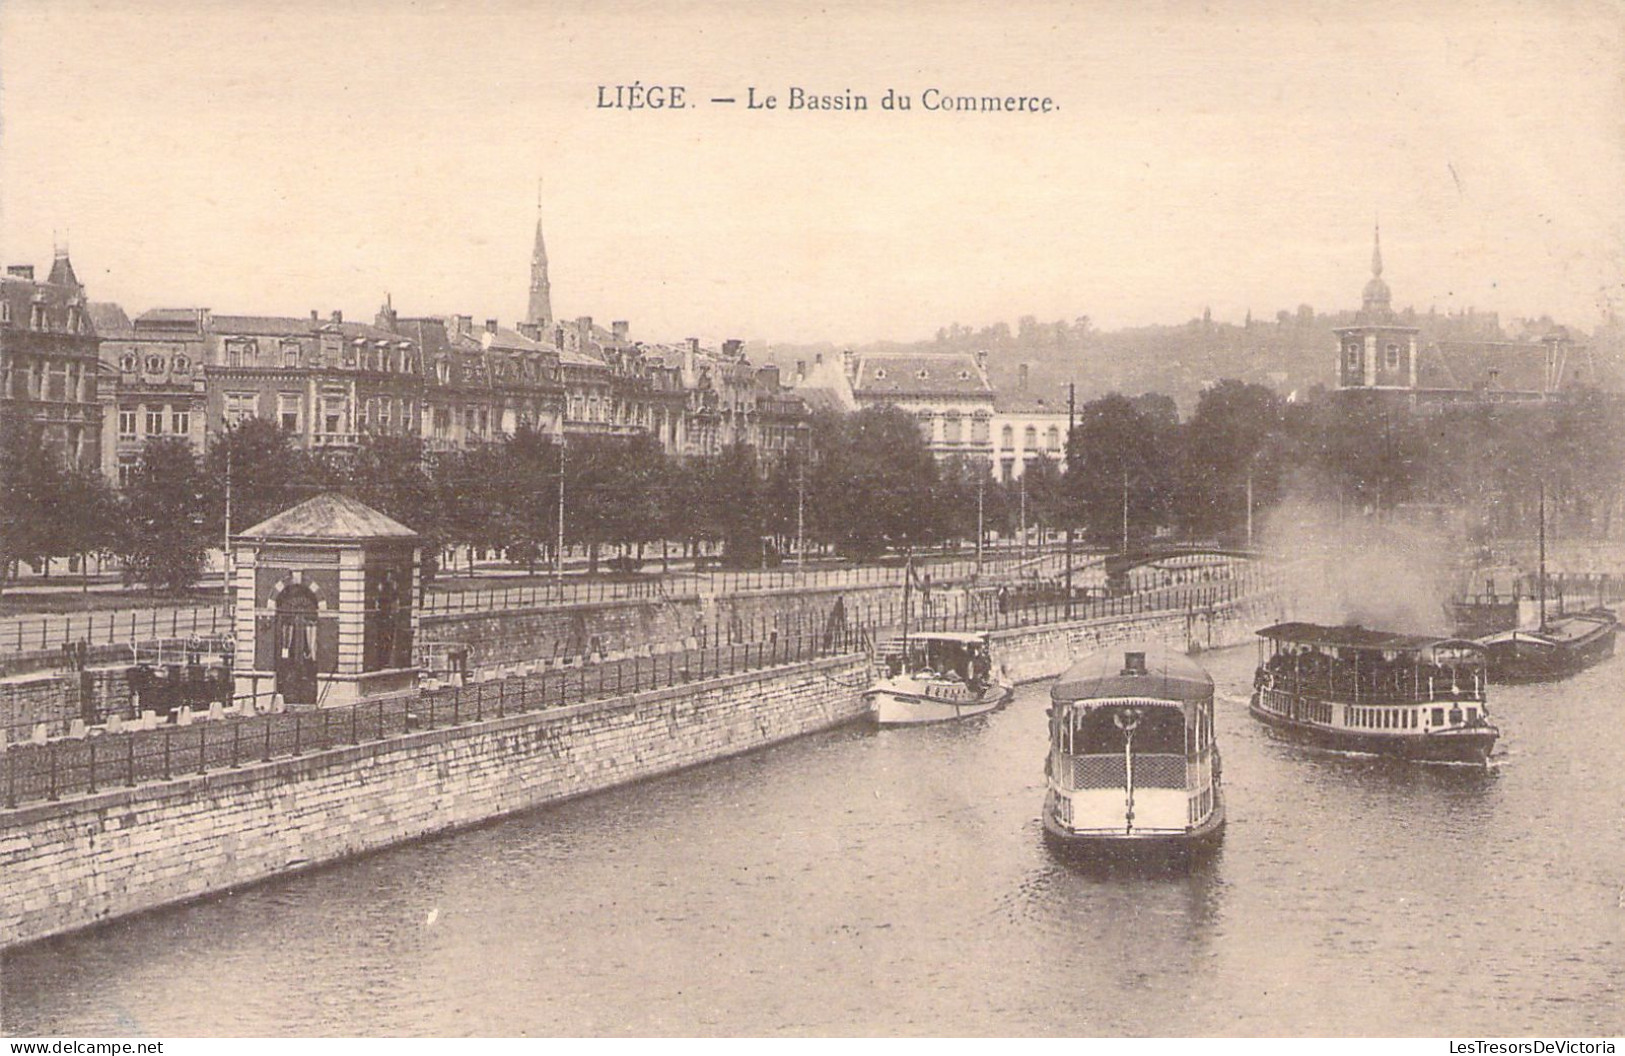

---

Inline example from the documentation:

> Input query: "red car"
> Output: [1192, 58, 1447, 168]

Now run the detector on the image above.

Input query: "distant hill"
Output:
[753, 306, 1623, 414]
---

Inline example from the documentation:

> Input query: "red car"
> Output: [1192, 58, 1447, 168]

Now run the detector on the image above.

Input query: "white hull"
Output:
[866, 681, 1012, 726]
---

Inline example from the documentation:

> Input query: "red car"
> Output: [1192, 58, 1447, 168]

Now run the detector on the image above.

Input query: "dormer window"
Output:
[173, 354, 190, 374]
[873, 368, 886, 379]
[145, 354, 164, 374]
[120, 352, 138, 373]
[916, 369, 929, 380]
[958, 370, 971, 380]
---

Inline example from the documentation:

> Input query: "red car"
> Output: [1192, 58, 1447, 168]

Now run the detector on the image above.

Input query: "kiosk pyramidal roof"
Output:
[238, 492, 418, 542]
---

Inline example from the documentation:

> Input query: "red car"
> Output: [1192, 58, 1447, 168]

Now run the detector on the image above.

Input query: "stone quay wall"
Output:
[993, 589, 1283, 684]
[1, 587, 1278, 951]
[1, 653, 870, 950]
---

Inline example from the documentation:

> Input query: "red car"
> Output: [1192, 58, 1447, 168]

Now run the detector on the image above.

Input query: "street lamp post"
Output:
[1065, 381, 1076, 618]
[555, 437, 566, 595]
[975, 469, 984, 575]
[795, 427, 808, 579]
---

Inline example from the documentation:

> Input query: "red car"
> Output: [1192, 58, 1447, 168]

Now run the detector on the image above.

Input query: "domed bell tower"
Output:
[1333, 225, 1419, 393]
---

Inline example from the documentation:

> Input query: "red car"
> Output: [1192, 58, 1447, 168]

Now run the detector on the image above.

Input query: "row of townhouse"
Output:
[86, 290, 807, 483]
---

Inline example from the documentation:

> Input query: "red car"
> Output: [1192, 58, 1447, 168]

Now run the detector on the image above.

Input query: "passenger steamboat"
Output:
[1043, 645, 1224, 862]
[1250, 622, 1498, 765]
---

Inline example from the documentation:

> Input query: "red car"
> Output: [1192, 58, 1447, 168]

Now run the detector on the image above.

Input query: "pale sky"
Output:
[3, 0, 1623, 345]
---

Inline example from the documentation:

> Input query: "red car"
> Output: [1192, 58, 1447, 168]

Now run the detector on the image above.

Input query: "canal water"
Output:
[4, 645, 1622, 1036]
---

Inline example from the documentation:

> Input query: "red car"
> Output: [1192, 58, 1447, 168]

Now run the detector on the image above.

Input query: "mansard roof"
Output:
[1415, 339, 1593, 395]
[853, 352, 993, 398]
[88, 302, 134, 335]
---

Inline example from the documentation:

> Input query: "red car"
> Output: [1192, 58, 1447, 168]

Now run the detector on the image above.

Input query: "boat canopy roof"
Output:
[1051, 643, 1212, 706]
[898, 631, 989, 645]
[1258, 622, 1485, 661]
[1259, 622, 1452, 651]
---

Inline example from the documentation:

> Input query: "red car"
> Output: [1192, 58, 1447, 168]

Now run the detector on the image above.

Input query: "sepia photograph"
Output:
[2, 0, 1623, 1040]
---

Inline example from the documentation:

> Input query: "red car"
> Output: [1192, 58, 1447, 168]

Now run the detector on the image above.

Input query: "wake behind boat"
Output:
[866, 631, 1013, 725]
[1043, 644, 1224, 863]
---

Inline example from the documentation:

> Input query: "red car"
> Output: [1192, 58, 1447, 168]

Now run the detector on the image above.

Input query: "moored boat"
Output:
[1250, 622, 1498, 765]
[1043, 644, 1224, 863]
[866, 631, 1013, 725]
[1478, 607, 1618, 683]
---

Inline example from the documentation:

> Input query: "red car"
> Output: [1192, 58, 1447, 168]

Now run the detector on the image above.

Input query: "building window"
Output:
[943, 413, 962, 444]
[283, 341, 300, 368]
[1345, 344, 1361, 371]
[434, 407, 450, 435]
[225, 392, 257, 426]
[279, 393, 301, 433]
[1385, 344, 1400, 371]
[322, 389, 348, 434]
[0, 300, 9, 325]
[1046, 425, 1061, 450]
[1024, 425, 1038, 450]
[171, 409, 190, 436]
[118, 409, 137, 438]
[1001, 424, 1014, 449]
[146, 407, 164, 435]
[972, 414, 990, 444]
[380, 399, 393, 430]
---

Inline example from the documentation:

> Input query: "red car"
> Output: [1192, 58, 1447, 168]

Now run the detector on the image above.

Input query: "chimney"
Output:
[612, 320, 629, 343]
[759, 364, 780, 389]
[975, 348, 989, 374]
[554, 326, 565, 351]
[516, 321, 540, 341]
[577, 316, 593, 336]
[331, 310, 343, 324]
[6, 265, 34, 280]
[841, 348, 855, 379]
[485, 318, 498, 334]
[723, 339, 744, 359]
[310, 309, 319, 322]
[795, 359, 806, 383]
[814, 352, 823, 365]
[1019, 363, 1029, 391]
[456, 314, 472, 335]
[686, 337, 700, 356]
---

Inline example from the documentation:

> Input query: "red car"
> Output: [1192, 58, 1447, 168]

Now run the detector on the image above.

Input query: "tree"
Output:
[119, 437, 211, 591]
[1062, 394, 1176, 547]
[807, 406, 939, 558]
[1177, 380, 1286, 541]
[0, 420, 66, 595]
[205, 418, 312, 536]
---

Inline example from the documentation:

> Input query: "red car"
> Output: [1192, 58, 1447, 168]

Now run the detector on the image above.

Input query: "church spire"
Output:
[1361, 221, 1392, 319]
[527, 179, 554, 328]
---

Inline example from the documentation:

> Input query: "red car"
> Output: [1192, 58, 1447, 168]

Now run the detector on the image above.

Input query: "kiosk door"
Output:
[274, 586, 319, 705]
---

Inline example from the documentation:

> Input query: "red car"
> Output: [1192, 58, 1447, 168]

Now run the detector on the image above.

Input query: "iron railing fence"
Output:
[0, 625, 870, 809]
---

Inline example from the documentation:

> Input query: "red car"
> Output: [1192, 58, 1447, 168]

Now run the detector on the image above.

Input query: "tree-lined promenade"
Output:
[3, 380, 1622, 598]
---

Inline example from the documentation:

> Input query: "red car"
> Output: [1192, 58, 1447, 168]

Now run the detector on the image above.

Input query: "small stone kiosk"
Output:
[232, 493, 421, 709]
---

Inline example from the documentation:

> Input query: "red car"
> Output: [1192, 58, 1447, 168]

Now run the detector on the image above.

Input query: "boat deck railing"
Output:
[1257, 672, 1485, 705]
